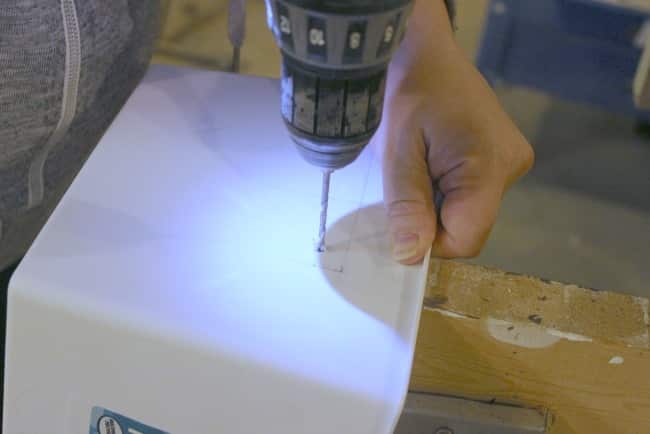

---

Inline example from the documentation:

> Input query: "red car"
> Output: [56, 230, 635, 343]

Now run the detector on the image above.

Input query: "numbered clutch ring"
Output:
[265, 0, 414, 71]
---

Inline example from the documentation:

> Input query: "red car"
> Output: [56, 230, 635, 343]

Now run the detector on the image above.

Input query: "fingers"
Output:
[381, 127, 437, 265]
[427, 123, 532, 258]
[432, 180, 503, 258]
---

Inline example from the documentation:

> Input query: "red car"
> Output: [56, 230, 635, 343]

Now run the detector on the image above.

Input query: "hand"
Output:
[378, 0, 534, 264]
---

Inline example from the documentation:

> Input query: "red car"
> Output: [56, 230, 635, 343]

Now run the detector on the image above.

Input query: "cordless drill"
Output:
[266, 0, 415, 251]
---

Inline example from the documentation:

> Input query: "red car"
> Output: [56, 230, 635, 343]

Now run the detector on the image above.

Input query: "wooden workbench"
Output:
[411, 260, 650, 433]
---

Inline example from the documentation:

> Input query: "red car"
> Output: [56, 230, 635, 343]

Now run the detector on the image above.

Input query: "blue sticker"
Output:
[89, 407, 171, 434]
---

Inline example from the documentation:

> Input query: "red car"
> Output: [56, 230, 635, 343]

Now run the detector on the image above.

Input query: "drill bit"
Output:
[316, 170, 333, 253]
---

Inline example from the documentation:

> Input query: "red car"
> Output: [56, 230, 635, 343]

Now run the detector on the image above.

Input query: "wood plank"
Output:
[411, 260, 650, 434]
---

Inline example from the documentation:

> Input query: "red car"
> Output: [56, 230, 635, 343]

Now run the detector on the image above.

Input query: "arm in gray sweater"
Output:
[0, 0, 160, 270]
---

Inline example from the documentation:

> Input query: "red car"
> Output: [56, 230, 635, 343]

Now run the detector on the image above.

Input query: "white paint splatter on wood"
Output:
[547, 329, 593, 343]
[426, 307, 472, 320]
[486, 319, 593, 348]
[487, 318, 561, 349]
[609, 356, 625, 365]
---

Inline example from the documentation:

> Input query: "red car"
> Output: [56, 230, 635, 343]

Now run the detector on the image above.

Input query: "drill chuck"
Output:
[267, 0, 414, 170]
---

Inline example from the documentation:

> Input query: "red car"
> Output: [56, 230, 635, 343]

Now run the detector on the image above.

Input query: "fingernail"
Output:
[392, 232, 420, 262]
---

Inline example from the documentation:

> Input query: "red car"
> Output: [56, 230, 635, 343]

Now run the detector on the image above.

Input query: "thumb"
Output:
[381, 129, 436, 265]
